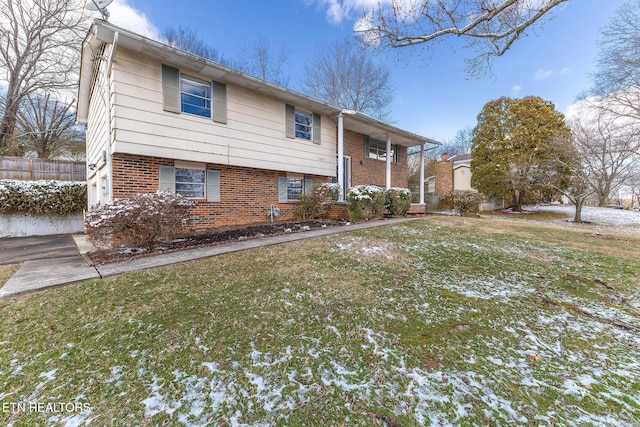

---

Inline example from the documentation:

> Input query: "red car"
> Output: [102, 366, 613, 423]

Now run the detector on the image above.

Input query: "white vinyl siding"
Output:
[86, 44, 112, 179]
[112, 48, 335, 177]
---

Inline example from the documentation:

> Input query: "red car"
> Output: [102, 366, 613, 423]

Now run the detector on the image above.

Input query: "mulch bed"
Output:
[86, 220, 347, 265]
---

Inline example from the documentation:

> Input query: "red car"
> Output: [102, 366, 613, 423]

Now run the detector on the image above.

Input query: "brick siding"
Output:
[110, 128, 411, 231]
[434, 160, 453, 195]
[343, 130, 408, 188]
[112, 153, 334, 230]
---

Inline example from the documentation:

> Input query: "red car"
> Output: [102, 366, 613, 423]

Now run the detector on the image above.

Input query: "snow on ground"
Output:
[7, 214, 639, 426]
[529, 205, 640, 236]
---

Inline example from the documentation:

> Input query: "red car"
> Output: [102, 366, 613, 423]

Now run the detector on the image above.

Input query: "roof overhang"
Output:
[341, 111, 439, 148]
[77, 20, 440, 148]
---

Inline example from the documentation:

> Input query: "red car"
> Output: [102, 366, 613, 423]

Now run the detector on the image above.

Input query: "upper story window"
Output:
[295, 110, 312, 140]
[366, 137, 401, 164]
[180, 75, 211, 118]
[162, 64, 227, 123]
[285, 104, 321, 144]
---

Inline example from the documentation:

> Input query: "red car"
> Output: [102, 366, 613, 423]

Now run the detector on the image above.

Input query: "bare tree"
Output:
[15, 93, 83, 159]
[0, 0, 88, 150]
[163, 26, 227, 63]
[592, 0, 640, 121]
[236, 36, 290, 87]
[356, 0, 568, 76]
[568, 105, 640, 206]
[543, 133, 595, 223]
[302, 38, 394, 121]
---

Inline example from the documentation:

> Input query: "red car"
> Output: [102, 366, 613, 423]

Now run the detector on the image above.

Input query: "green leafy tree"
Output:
[471, 96, 570, 211]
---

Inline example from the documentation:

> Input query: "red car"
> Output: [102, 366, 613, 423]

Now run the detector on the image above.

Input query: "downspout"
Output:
[104, 31, 118, 201]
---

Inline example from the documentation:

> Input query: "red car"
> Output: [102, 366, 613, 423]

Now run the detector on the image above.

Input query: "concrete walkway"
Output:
[0, 218, 420, 299]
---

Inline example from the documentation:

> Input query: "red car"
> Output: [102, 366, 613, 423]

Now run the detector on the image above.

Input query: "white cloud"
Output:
[533, 67, 570, 80]
[533, 68, 554, 80]
[314, 0, 382, 24]
[512, 85, 522, 95]
[106, 0, 160, 40]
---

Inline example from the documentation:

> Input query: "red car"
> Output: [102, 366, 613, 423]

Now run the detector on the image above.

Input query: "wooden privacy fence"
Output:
[0, 156, 86, 182]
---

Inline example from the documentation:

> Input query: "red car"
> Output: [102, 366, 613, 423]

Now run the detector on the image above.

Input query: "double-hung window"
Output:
[287, 177, 304, 200]
[295, 110, 312, 140]
[285, 104, 321, 144]
[162, 64, 227, 123]
[180, 75, 211, 118]
[175, 167, 206, 198]
[365, 137, 401, 164]
[278, 175, 314, 202]
[159, 163, 221, 202]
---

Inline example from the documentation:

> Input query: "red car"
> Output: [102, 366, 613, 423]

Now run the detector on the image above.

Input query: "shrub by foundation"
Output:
[385, 187, 411, 216]
[295, 183, 341, 220]
[347, 185, 386, 222]
[85, 192, 195, 249]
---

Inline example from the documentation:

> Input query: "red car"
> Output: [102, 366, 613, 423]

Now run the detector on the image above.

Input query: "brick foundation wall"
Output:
[111, 153, 335, 230]
[343, 130, 408, 189]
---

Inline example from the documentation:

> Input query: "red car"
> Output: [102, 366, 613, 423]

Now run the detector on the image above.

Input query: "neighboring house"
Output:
[77, 20, 438, 229]
[434, 153, 474, 194]
[434, 153, 504, 211]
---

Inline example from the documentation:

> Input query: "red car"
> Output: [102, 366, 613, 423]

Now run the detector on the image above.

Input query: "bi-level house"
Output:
[77, 20, 438, 229]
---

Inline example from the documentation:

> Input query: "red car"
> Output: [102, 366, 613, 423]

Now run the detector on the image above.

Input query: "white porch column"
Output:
[386, 135, 392, 189]
[337, 113, 345, 202]
[419, 143, 425, 204]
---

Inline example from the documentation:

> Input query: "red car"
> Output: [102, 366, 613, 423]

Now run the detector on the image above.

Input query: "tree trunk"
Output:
[0, 99, 20, 150]
[0, 75, 24, 151]
[597, 194, 607, 207]
[512, 189, 524, 212]
[574, 201, 583, 223]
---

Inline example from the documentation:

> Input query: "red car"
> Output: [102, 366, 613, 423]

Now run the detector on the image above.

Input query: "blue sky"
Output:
[106, 0, 628, 143]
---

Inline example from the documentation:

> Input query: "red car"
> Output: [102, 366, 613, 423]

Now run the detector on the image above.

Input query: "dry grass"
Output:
[0, 264, 20, 287]
[0, 217, 639, 426]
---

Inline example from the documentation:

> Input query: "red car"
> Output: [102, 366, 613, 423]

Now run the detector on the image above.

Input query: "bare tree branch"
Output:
[302, 38, 394, 121]
[356, 0, 569, 76]
[15, 93, 83, 159]
[236, 36, 290, 87]
[162, 26, 227, 63]
[0, 0, 89, 150]
[567, 104, 640, 206]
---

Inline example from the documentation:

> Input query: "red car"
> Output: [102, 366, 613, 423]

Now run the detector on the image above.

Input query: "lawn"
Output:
[0, 216, 639, 426]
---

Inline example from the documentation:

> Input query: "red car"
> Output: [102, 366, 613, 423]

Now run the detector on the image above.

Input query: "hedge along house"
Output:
[77, 20, 439, 230]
